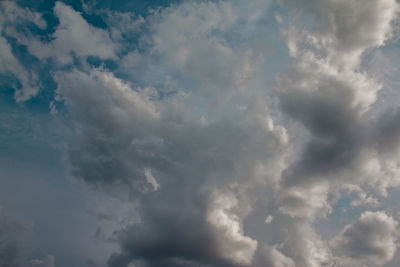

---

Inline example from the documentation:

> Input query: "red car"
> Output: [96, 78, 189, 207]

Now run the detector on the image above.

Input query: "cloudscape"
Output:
[1, 1, 400, 266]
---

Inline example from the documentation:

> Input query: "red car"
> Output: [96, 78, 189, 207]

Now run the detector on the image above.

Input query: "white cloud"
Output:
[261, 244, 295, 267]
[206, 191, 258, 265]
[0, 1, 44, 101]
[143, 168, 160, 191]
[265, 215, 274, 224]
[281, 0, 400, 68]
[26, 1, 118, 65]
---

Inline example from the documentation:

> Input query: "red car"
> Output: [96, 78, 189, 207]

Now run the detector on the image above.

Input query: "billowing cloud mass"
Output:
[1, 0, 400, 267]
[331, 211, 398, 266]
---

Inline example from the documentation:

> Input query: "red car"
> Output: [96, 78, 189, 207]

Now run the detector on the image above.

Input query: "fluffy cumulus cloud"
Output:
[2, 0, 400, 267]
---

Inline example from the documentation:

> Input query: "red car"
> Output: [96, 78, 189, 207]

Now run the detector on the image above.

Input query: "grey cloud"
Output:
[29, 255, 55, 267]
[55, 67, 290, 267]
[0, 208, 31, 267]
[281, 0, 399, 67]
[275, 57, 385, 223]
[276, 0, 400, 207]
[258, 245, 295, 267]
[0, 210, 55, 267]
[331, 211, 398, 266]
[375, 108, 400, 154]
[46, 1, 400, 267]
[118, 0, 274, 108]
[99, 10, 145, 42]
[272, 0, 400, 265]
[277, 58, 380, 190]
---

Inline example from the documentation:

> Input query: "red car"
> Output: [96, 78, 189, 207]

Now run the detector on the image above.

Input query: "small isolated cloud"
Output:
[265, 215, 274, 224]
[144, 169, 160, 191]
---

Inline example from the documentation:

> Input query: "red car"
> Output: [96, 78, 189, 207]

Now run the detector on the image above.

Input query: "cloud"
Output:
[49, 0, 400, 266]
[29, 255, 55, 267]
[331, 211, 399, 266]
[117, 0, 275, 107]
[0, 207, 31, 267]
[54, 68, 161, 187]
[25, 1, 118, 65]
[206, 190, 258, 265]
[0, 1, 45, 101]
[0, 211, 29, 267]
[3, 0, 400, 267]
[54, 64, 290, 266]
[260, 245, 295, 267]
[143, 169, 160, 191]
[276, 0, 400, 207]
[273, 0, 400, 265]
[281, 0, 400, 67]
[264, 215, 273, 224]
[0, 208, 56, 267]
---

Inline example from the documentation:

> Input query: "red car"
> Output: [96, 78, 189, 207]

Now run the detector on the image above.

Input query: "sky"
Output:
[1, 0, 400, 267]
